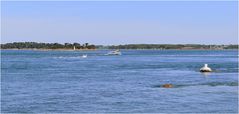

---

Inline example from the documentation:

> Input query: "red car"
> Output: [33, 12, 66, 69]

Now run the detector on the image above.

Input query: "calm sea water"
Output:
[1, 50, 238, 113]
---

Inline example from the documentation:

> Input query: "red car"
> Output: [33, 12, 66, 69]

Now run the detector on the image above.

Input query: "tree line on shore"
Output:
[105, 44, 238, 50]
[0, 42, 96, 49]
[1, 42, 238, 50]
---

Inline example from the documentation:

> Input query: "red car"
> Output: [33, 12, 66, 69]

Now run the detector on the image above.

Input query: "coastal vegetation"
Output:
[0, 42, 238, 50]
[106, 44, 238, 50]
[0, 42, 96, 50]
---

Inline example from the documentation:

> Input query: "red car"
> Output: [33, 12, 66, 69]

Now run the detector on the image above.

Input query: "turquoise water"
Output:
[1, 50, 238, 113]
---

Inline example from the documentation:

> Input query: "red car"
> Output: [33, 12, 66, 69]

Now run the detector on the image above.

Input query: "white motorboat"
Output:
[106, 49, 121, 55]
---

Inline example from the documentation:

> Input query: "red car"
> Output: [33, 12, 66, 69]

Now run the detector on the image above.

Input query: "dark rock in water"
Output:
[162, 84, 173, 88]
[200, 69, 212, 72]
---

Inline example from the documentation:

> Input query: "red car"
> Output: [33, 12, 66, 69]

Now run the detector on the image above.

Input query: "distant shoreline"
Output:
[1, 48, 237, 51]
[1, 42, 238, 50]
[0, 48, 97, 51]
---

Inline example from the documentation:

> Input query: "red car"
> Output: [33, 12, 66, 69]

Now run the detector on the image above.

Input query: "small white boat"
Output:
[82, 54, 87, 58]
[200, 64, 212, 72]
[106, 49, 121, 55]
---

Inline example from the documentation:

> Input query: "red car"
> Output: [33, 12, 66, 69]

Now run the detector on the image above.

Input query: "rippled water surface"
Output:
[1, 50, 238, 113]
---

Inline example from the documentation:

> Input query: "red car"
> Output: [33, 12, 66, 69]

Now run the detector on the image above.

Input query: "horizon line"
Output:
[1, 42, 238, 46]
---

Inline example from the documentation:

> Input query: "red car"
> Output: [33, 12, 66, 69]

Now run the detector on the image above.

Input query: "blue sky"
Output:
[1, 1, 238, 45]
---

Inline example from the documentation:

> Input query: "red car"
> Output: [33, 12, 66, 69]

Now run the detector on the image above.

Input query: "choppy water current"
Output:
[1, 50, 238, 113]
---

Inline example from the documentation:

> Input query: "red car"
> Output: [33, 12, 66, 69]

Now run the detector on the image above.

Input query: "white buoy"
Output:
[200, 64, 212, 72]
[82, 54, 87, 58]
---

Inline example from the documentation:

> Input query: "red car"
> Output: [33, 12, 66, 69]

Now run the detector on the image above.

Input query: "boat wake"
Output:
[54, 56, 85, 59]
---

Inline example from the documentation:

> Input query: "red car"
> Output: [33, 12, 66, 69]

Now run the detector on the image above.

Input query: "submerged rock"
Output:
[162, 84, 173, 88]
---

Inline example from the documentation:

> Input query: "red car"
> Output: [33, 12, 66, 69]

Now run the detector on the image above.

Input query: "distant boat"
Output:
[106, 49, 121, 55]
[73, 46, 76, 51]
[82, 54, 87, 58]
